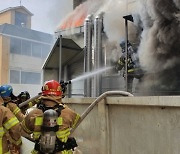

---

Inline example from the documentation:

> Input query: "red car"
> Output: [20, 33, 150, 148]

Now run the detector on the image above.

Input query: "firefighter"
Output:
[19, 80, 71, 111]
[16, 91, 31, 114]
[16, 91, 30, 106]
[21, 80, 81, 154]
[0, 104, 22, 153]
[116, 40, 144, 93]
[0, 85, 25, 122]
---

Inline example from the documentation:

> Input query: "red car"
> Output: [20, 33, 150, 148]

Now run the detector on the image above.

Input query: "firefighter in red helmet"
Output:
[21, 80, 80, 154]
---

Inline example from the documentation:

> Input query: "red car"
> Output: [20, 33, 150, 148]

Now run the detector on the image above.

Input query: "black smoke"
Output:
[135, 0, 180, 95]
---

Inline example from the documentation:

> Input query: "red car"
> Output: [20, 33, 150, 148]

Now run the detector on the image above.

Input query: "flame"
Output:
[73, 13, 87, 28]
[59, 3, 88, 30]
[59, 12, 87, 30]
[57, 0, 104, 31]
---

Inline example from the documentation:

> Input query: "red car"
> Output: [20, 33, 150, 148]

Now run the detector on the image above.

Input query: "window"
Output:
[10, 37, 52, 59]
[10, 70, 20, 84]
[15, 11, 27, 27]
[21, 71, 41, 84]
[32, 42, 41, 58]
[10, 38, 21, 54]
[10, 70, 41, 84]
[22, 40, 31, 56]
[42, 44, 50, 58]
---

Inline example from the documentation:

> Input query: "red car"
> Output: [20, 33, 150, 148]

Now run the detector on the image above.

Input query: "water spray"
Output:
[71, 66, 113, 83]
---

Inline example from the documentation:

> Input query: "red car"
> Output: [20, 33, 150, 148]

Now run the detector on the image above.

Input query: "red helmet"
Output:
[42, 80, 62, 96]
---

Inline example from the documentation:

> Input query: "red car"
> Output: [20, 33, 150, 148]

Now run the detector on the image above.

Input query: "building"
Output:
[0, 6, 32, 28]
[0, 6, 54, 96]
[43, 1, 139, 97]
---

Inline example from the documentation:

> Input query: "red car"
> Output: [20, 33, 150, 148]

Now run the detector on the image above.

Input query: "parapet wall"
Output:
[63, 96, 180, 154]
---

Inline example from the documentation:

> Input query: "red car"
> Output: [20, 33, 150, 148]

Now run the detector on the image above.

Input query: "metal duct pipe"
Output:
[84, 15, 93, 97]
[94, 13, 103, 97]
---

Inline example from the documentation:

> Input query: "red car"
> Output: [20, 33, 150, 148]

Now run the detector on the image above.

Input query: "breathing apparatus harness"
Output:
[35, 100, 78, 153]
[37, 101, 64, 116]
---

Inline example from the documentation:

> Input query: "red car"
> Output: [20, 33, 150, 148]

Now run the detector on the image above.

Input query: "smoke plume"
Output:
[58, 0, 138, 42]
[136, 0, 180, 95]
[58, 0, 104, 30]
[102, 0, 138, 43]
[57, 0, 139, 61]
[101, 0, 139, 63]
[58, 0, 180, 95]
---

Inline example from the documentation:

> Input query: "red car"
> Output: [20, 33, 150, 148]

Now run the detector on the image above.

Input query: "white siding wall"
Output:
[9, 54, 44, 96]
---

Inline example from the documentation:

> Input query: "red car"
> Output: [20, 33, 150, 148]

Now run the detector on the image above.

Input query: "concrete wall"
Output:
[10, 52, 45, 96]
[63, 96, 180, 154]
[0, 36, 9, 84]
[0, 11, 12, 25]
[0, 9, 31, 28]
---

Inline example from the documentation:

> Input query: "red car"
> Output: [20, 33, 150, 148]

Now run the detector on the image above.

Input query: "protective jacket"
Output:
[23, 96, 40, 110]
[21, 95, 81, 154]
[0, 105, 22, 154]
[116, 53, 143, 79]
[3, 97, 25, 122]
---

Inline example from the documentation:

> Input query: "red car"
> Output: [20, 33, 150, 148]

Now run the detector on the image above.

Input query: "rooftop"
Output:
[0, 6, 33, 16]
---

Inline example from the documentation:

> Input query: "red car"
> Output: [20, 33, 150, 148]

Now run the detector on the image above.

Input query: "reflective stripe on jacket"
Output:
[0, 106, 22, 153]
[31, 149, 73, 154]
[6, 102, 25, 122]
[0, 127, 5, 154]
[22, 96, 81, 154]
[3, 117, 19, 130]
[33, 116, 63, 140]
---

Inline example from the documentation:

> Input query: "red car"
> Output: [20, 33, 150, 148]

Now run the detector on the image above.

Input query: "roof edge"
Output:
[0, 6, 33, 16]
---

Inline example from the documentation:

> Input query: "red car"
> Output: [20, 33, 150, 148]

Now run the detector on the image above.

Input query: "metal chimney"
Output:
[94, 13, 103, 97]
[84, 14, 93, 97]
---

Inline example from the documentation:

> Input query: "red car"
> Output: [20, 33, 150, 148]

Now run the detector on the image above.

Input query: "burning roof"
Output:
[56, 0, 180, 95]
[58, 2, 88, 30]
[57, 0, 104, 31]
[59, 11, 87, 30]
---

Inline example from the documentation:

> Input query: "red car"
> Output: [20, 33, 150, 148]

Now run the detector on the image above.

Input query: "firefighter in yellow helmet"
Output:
[0, 104, 22, 154]
[21, 80, 81, 154]
[0, 85, 25, 122]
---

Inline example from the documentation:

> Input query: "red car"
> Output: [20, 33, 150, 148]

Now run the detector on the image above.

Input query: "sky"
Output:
[0, 0, 73, 34]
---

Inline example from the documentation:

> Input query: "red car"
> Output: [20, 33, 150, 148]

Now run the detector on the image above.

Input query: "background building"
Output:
[43, 1, 138, 97]
[0, 6, 54, 96]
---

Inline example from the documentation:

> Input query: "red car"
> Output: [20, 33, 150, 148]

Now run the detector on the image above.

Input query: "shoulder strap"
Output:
[54, 104, 65, 116]
[37, 100, 64, 116]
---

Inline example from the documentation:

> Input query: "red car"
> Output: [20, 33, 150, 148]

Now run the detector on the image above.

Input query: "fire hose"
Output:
[70, 90, 133, 135]
[18, 94, 41, 108]
[20, 91, 133, 142]
[19, 80, 71, 108]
